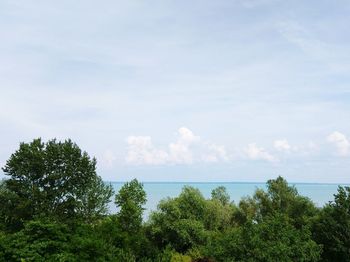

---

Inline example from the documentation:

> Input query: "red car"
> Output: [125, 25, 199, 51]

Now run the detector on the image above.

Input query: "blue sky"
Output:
[1, 0, 350, 182]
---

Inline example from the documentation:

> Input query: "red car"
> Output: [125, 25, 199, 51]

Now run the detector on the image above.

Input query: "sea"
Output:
[108, 182, 349, 218]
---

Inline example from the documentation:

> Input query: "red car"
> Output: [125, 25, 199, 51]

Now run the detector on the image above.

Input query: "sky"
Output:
[1, 0, 350, 182]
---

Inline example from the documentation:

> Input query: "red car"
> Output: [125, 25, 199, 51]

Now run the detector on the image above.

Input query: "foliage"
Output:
[147, 186, 236, 253]
[313, 186, 350, 261]
[236, 176, 318, 228]
[1, 138, 113, 231]
[0, 219, 138, 262]
[0, 220, 71, 261]
[109, 180, 154, 260]
[1, 139, 349, 261]
[203, 214, 321, 262]
[244, 214, 321, 262]
[211, 186, 230, 205]
[170, 253, 192, 262]
[115, 179, 146, 233]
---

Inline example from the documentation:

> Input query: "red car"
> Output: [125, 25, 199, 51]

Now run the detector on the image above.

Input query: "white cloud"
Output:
[274, 139, 292, 152]
[202, 143, 229, 163]
[244, 143, 277, 163]
[126, 128, 347, 166]
[273, 139, 321, 157]
[126, 136, 169, 165]
[169, 142, 193, 164]
[126, 127, 200, 165]
[168, 127, 200, 164]
[177, 127, 200, 145]
[126, 127, 229, 165]
[327, 131, 350, 156]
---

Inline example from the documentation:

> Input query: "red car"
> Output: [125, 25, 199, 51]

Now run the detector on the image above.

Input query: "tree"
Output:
[0, 219, 71, 261]
[0, 219, 127, 262]
[113, 179, 152, 260]
[313, 186, 350, 261]
[211, 186, 230, 205]
[235, 176, 318, 228]
[203, 214, 321, 262]
[115, 179, 147, 233]
[0, 138, 113, 231]
[147, 187, 207, 253]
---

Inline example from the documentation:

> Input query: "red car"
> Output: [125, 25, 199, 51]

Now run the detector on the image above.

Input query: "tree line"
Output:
[0, 138, 349, 261]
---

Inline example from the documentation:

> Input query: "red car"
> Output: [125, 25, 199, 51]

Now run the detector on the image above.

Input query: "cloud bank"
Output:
[126, 127, 228, 165]
[126, 127, 278, 165]
[124, 129, 349, 166]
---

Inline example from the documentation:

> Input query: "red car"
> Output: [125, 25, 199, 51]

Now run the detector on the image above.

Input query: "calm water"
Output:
[109, 182, 349, 217]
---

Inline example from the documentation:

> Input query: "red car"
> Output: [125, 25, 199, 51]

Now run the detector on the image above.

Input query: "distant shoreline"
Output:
[106, 181, 350, 186]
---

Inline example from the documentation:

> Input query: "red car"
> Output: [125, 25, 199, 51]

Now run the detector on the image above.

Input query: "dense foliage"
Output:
[0, 138, 113, 231]
[0, 139, 348, 261]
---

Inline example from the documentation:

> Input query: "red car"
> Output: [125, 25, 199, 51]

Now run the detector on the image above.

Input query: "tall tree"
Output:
[115, 179, 146, 233]
[113, 179, 150, 259]
[0, 138, 113, 231]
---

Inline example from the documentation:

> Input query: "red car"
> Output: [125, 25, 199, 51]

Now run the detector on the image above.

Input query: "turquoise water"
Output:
[109, 182, 349, 217]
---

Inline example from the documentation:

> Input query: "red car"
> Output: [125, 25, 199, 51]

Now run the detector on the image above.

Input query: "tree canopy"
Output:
[313, 186, 350, 262]
[0, 139, 349, 261]
[0, 138, 113, 231]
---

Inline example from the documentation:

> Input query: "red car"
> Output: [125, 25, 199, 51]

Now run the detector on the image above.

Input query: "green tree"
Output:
[203, 198, 236, 231]
[236, 176, 318, 228]
[244, 214, 321, 262]
[0, 138, 113, 231]
[313, 186, 350, 261]
[112, 179, 154, 260]
[147, 186, 236, 254]
[0, 219, 125, 262]
[147, 187, 207, 252]
[0, 219, 72, 261]
[203, 214, 321, 262]
[115, 179, 147, 233]
[211, 186, 230, 205]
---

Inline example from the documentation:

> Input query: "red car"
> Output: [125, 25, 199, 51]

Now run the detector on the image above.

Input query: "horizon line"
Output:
[104, 181, 350, 186]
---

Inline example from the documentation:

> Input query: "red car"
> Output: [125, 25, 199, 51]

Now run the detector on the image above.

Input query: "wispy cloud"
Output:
[277, 20, 350, 74]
